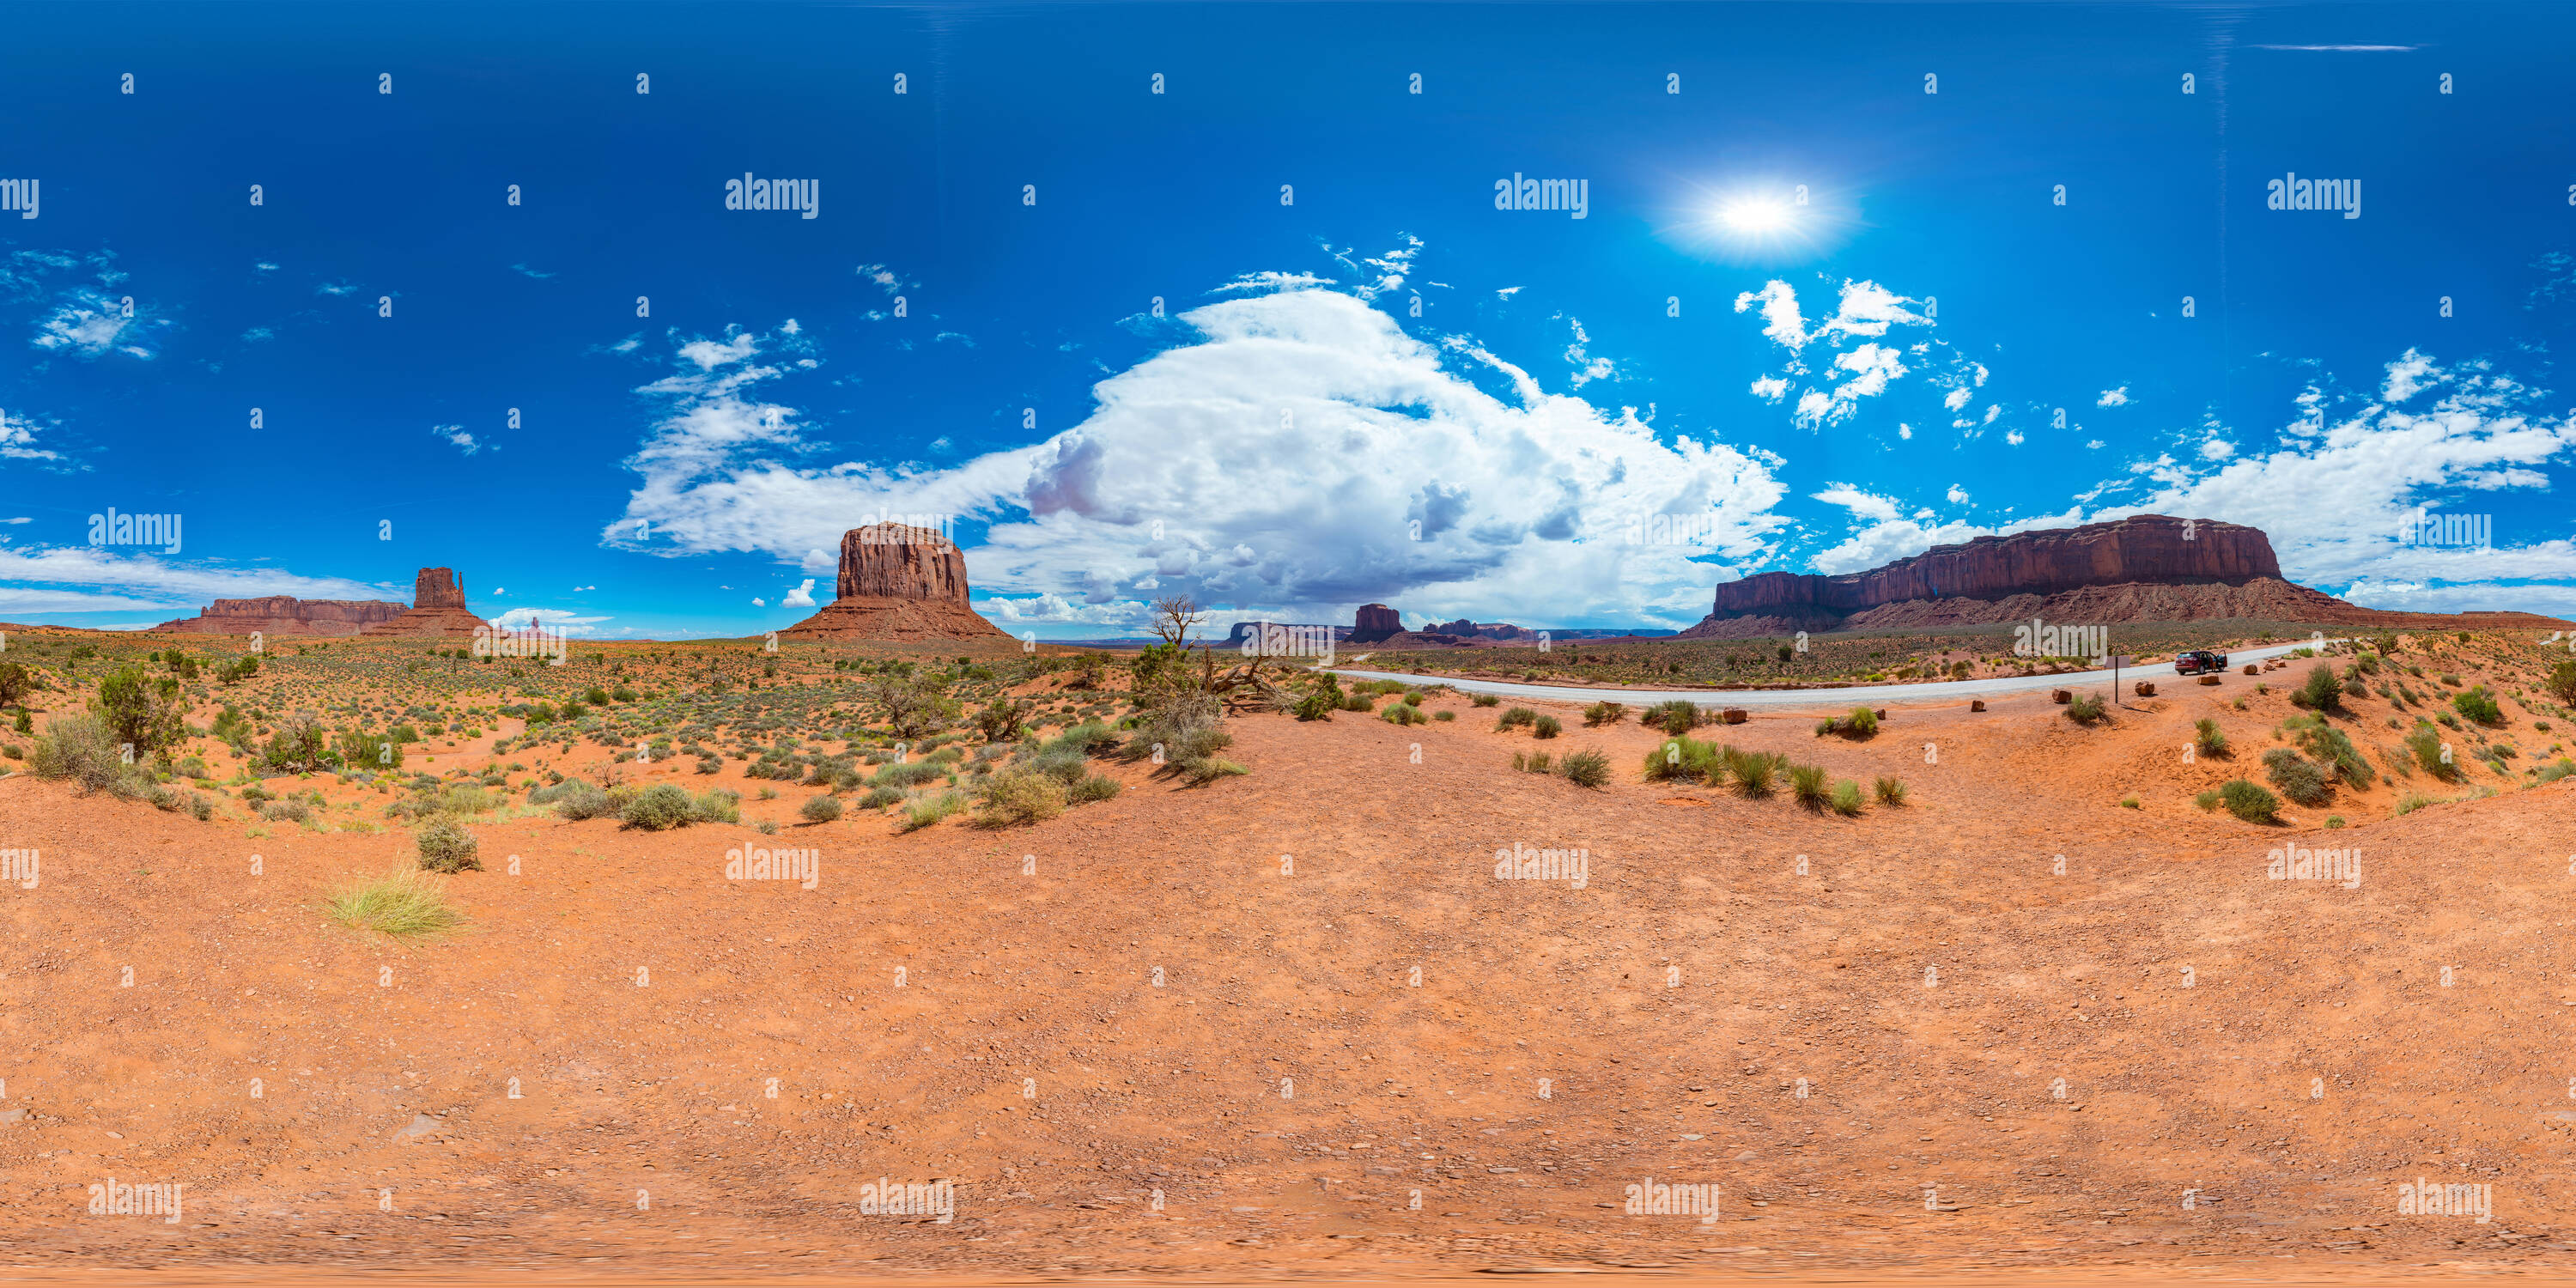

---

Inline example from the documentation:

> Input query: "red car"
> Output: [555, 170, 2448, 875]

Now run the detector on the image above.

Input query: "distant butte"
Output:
[781, 523, 1011, 642]
[1678, 514, 2569, 635]
[357, 568, 492, 640]
[152, 595, 408, 637]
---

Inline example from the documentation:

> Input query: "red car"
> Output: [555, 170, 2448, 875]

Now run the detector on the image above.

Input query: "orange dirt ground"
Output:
[3, 634, 2575, 1285]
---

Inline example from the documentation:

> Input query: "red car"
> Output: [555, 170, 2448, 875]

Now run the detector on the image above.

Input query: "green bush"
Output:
[1381, 702, 1425, 726]
[1471, 693, 1500, 708]
[1069, 774, 1121, 802]
[1788, 762, 1831, 810]
[2218, 778, 2281, 823]
[1817, 707, 1878, 738]
[860, 786, 904, 810]
[1726, 747, 1784, 799]
[976, 770, 1067, 827]
[258, 799, 312, 823]
[800, 794, 843, 823]
[1643, 737, 1722, 784]
[620, 785, 737, 830]
[2260, 747, 2332, 806]
[1496, 706, 1538, 731]
[1513, 750, 1552, 774]
[900, 791, 967, 832]
[1583, 702, 1626, 726]
[2548, 660, 2576, 708]
[2064, 692, 2106, 725]
[2453, 685, 2503, 726]
[2283, 713, 2372, 789]
[95, 665, 185, 757]
[1559, 749, 1611, 788]
[1531, 715, 1562, 739]
[30, 714, 149, 798]
[1643, 700, 1699, 736]
[1829, 780, 1864, 816]
[415, 816, 483, 872]
[2193, 718, 2229, 757]
[2291, 664, 2344, 713]
[2194, 788, 2221, 811]
[2405, 723, 2462, 781]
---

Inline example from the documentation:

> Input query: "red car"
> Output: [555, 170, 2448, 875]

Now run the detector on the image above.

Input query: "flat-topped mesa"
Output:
[152, 596, 409, 636]
[1704, 515, 2281, 624]
[783, 522, 1009, 641]
[358, 567, 491, 640]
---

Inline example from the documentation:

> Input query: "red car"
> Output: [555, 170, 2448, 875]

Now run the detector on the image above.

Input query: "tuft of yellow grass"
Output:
[324, 867, 467, 938]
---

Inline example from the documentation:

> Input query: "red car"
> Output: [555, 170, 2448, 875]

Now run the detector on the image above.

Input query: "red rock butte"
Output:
[151, 595, 407, 637]
[781, 524, 1010, 641]
[1680, 514, 2567, 636]
[358, 568, 492, 640]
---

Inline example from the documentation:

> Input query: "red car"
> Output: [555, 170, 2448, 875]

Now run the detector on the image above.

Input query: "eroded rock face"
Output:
[358, 568, 490, 640]
[1692, 516, 2285, 630]
[1351, 604, 1404, 642]
[784, 523, 1008, 641]
[152, 597, 409, 636]
[413, 568, 468, 610]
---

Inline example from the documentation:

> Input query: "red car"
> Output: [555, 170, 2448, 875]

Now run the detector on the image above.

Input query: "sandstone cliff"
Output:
[1349, 604, 1404, 643]
[153, 596, 408, 637]
[781, 524, 1010, 641]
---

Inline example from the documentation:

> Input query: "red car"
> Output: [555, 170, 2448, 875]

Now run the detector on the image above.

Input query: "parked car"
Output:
[2173, 649, 2230, 676]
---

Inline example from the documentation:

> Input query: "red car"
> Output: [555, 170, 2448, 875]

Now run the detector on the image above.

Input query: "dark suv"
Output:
[2173, 649, 2230, 676]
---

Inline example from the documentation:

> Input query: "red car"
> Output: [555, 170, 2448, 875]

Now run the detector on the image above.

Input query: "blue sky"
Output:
[4, 1, 2574, 640]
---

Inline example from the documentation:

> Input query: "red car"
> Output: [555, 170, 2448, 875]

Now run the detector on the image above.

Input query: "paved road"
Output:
[1324, 638, 2342, 709]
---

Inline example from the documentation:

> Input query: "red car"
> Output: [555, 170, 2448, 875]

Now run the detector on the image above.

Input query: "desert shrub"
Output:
[1295, 674, 1343, 721]
[2064, 692, 2107, 725]
[1433, 710, 1455, 721]
[261, 711, 333, 774]
[1644, 700, 1699, 736]
[860, 786, 904, 810]
[1643, 736, 1722, 784]
[2291, 664, 2344, 713]
[1532, 714, 1562, 739]
[2324, 815, 2346, 828]
[30, 714, 151, 798]
[1583, 702, 1626, 727]
[1788, 762, 1832, 810]
[2548, 660, 2576, 708]
[1829, 780, 1864, 816]
[2534, 758, 2575, 784]
[1496, 707, 1538, 732]
[258, 799, 313, 823]
[2217, 778, 2281, 823]
[900, 790, 967, 832]
[1381, 702, 1425, 726]
[2405, 723, 2462, 781]
[1513, 750, 1552, 774]
[0, 660, 33, 708]
[2453, 685, 2503, 726]
[2392, 792, 2439, 816]
[2260, 748, 2333, 806]
[2120, 796, 2141, 809]
[871, 759, 949, 789]
[95, 665, 185, 757]
[800, 794, 843, 823]
[414, 816, 483, 872]
[325, 868, 465, 938]
[1338, 693, 1375, 712]
[1726, 747, 1784, 799]
[1069, 774, 1121, 802]
[975, 699, 1029, 743]
[2193, 718, 2229, 757]
[2285, 713, 2373, 789]
[868, 674, 961, 738]
[976, 770, 1067, 827]
[1874, 775, 1908, 805]
[1130, 690, 1243, 783]
[622, 784, 695, 830]
[695, 754, 723, 775]
[1559, 748, 1611, 788]
[1471, 693, 1500, 708]
[1817, 707, 1878, 738]
[1401, 690, 1425, 707]
[2194, 789, 2221, 811]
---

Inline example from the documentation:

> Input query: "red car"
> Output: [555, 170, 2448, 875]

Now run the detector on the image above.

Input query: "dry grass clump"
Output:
[325, 868, 466, 938]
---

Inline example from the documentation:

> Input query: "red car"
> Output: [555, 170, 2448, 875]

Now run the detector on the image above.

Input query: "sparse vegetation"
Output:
[2260, 747, 2332, 806]
[1559, 749, 1611, 788]
[2218, 778, 2281, 823]
[414, 816, 483, 872]
[2064, 692, 2106, 724]
[2194, 718, 2229, 758]
[325, 867, 466, 938]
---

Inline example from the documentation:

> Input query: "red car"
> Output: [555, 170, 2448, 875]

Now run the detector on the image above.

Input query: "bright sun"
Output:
[1720, 198, 1793, 234]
